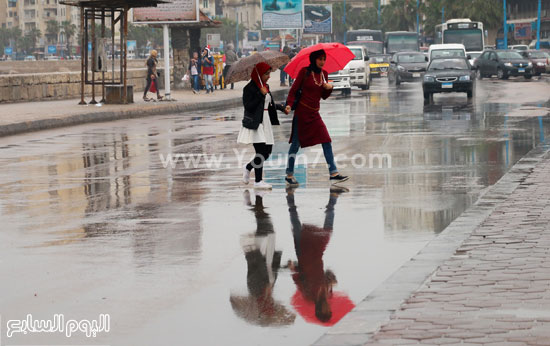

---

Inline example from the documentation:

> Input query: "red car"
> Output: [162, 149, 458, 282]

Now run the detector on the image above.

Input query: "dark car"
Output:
[388, 52, 428, 85]
[519, 50, 550, 75]
[422, 57, 476, 102]
[475, 50, 533, 80]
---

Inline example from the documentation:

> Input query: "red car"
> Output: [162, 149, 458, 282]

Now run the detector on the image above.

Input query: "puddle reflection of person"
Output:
[286, 188, 346, 323]
[230, 190, 295, 326]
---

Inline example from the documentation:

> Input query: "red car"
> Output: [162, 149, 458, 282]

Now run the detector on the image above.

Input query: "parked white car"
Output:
[327, 67, 352, 96]
[428, 44, 466, 62]
[345, 45, 371, 90]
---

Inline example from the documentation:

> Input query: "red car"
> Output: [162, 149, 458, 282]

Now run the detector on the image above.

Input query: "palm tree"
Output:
[25, 27, 42, 54]
[45, 19, 60, 45]
[62, 20, 77, 56]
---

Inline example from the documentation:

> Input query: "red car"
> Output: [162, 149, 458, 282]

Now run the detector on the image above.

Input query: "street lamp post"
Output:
[343, 0, 346, 44]
[416, 0, 420, 35]
[536, 0, 541, 50]
[236, 9, 239, 53]
[442, 6, 444, 25]
[378, 0, 381, 26]
[503, 0, 508, 49]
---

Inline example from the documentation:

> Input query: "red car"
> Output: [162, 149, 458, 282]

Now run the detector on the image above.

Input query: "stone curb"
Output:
[313, 141, 550, 346]
[0, 89, 288, 138]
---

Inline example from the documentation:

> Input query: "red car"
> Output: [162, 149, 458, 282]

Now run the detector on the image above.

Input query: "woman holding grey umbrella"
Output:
[237, 62, 289, 189]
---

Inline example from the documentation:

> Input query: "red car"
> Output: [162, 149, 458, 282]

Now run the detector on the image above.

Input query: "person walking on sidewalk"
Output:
[201, 47, 215, 94]
[224, 44, 239, 89]
[283, 49, 348, 187]
[238, 62, 288, 189]
[143, 50, 163, 101]
[189, 52, 201, 94]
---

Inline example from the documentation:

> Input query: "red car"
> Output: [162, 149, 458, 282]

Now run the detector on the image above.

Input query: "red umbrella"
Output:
[283, 42, 356, 79]
[291, 290, 355, 326]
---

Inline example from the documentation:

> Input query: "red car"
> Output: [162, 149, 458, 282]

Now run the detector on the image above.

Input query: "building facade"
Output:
[505, 0, 550, 45]
[1, 0, 80, 52]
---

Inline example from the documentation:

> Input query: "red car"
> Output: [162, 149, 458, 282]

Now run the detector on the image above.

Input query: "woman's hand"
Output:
[151, 74, 156, 80]
[284, 105, 291, 114]
[260, 86, 268, 95]
[323, 83, 333, 90]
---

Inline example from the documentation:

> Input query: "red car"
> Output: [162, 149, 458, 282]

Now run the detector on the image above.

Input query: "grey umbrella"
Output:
[225, 50, 290, 84]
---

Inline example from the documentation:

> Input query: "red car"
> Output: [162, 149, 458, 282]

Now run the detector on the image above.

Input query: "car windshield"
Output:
[431, 49, 465, 59]
[428, 59, 469, 71]
[496, 51, 523, 59]
[512, 46, 528, 51]
[529, 51, 549, 58]
[350, 48, 363, 60]
[398, 53, 426, 63]
[372, 56, 388, 63]
[469, 52, 482, 59]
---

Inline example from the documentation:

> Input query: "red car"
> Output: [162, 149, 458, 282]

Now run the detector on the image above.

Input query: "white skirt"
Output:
[237, 95, 275, 145]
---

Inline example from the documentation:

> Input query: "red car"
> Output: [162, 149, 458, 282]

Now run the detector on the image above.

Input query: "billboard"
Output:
[207, 33, 221, 48]
[48, 45, 57, 54]
[4, 47, 13, 55]
[262, 0, 304, 29]
[514, 23, 532, 41]
[133, 0, 199, 24]
[303, 4, 332, 34]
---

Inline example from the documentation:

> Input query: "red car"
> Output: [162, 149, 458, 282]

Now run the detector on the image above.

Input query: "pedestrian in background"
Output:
[201, 47, 215, 94]
[143, 49, 163, 101]
[224, 44, 239, 89]
[238, 62, 288, 189]
[284, 49, 348, 187]
[189, 51, 201, 94]
[280, 46, 291, 86]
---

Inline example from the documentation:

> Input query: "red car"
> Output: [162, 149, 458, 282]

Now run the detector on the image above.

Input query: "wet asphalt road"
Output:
[1, 76, 550, 346]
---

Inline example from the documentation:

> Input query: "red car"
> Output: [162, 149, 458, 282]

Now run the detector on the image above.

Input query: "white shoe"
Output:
[254, 180, 272, 189]
[243, 166, 251, 184]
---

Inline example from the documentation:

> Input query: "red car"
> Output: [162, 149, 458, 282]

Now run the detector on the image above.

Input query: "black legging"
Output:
[143, 77, 160, 98]
[246, 143, 273, 183]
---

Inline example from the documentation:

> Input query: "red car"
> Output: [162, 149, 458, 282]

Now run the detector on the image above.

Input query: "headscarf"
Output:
[308, 49, 326, 74]
[204, 47, 212, 57]
[251, 62, 271, 91]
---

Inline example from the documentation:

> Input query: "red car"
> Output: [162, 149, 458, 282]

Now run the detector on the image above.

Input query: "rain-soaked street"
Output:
[1, 77, 550, 346]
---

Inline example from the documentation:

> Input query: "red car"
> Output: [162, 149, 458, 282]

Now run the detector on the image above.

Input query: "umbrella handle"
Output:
[256, 67, 264, 89]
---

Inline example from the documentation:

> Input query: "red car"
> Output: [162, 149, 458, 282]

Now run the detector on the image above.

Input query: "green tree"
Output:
[45, 19, 60, 45]
[23, 27, 41, 54]
[62, 20, 77, 55]
[201, 17, 245, 48]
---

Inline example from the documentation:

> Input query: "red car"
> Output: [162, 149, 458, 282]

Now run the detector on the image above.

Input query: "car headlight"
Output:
[424, 76, 435, 82]
[528, 62, 533, 67]
[504, 63, 513, 67]
[537, 62, 546, 67]
[459, 75, 470, 81]
[397, 65, 406, 72]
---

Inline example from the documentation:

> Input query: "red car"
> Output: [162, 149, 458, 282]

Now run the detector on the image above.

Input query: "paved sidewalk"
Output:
[315, 142, 550, 346]
[0, 74, 287, 137]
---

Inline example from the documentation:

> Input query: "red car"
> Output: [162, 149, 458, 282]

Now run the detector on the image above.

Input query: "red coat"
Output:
[286, 67, 333, 148]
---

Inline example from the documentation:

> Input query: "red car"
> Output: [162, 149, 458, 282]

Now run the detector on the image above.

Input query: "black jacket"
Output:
[242, 80, 284, 130]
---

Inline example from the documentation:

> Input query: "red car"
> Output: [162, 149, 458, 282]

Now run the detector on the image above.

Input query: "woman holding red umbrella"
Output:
[283, 49, 349, 187]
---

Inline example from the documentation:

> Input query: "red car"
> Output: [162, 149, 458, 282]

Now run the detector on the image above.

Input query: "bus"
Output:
[435, 19, 485, 53]
[346, 29, 384, 54]
[385, 31, 420, 54]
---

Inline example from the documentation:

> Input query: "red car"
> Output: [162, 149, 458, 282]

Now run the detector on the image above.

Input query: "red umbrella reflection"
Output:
[291, 290, 355, 326]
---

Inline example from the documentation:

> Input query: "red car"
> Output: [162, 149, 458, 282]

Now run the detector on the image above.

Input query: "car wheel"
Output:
[524, 74, 532, 80]
[396, 76, 401, 86]
[467, 90, 473, 99]
[477, 69, 483, 80]
[497, 68, 506, 80]
[423, 92, 431, 104]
